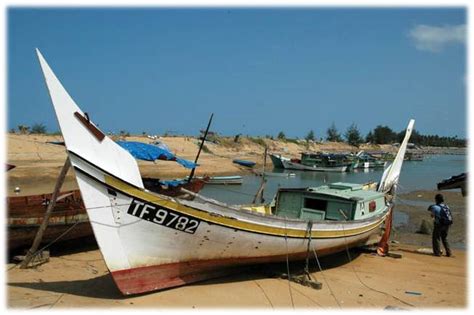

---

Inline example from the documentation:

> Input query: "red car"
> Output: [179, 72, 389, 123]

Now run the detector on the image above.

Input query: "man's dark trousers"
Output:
[432, 223, 452, 256]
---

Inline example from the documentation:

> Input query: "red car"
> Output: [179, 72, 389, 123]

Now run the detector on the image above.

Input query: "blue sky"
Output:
[7, 7, 466, 138]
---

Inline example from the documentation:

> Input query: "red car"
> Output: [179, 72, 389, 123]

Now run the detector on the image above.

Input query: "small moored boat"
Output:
[188, 175, 243, 185]
[269, 153, 290, 169]
[232, 159, 256, 168]
[276, 152, 351, 172]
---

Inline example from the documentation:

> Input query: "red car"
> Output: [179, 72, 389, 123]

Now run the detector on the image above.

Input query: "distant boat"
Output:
[437, 173, 467, 196]
[189, 175, 243, 185]
[6, 164, 16, 171]
[273, 153, 350, 172]
[254, 171, 296, 178]
[405, 152, 424, 161]
[36, 48, 414, 296]
[233, 159, 256, 168]
[350, 151, 388, 169]
[269, 153, 290, 169]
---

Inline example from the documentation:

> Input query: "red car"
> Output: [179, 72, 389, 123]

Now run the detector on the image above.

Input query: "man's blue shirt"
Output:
[428, 204, 444, 225]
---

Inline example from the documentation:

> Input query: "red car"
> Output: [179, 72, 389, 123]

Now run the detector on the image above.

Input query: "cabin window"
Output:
[304, 198, 328, 211]
[369, 201, 376, 212]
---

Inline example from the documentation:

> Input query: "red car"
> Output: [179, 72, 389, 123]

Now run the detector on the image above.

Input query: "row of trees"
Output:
[277, 123, 466, 147]
[13, 123, 48, 134]
[11, 121, 466, 148]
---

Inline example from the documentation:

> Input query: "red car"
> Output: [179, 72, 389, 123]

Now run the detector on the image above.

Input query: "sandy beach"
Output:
[5, 133, 468, 309]
[6, 243, 466, 309]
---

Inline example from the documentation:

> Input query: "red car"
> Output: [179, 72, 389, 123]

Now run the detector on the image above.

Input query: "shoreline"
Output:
[6, 133, 466, 196]
[393, 190, 466, 250]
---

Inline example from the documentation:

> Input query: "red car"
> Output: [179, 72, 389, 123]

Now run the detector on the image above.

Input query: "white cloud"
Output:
[408, 24, 466, 52]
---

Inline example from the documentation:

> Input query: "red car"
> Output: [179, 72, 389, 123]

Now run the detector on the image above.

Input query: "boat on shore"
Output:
[7, 177, 206, 251]
[7, 138, 205, 252]
[7, 190, 91, 251]
[36, 48, 413, 295]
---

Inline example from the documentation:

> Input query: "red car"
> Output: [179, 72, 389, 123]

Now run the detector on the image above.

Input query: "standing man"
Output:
[428, 193, 453, 257]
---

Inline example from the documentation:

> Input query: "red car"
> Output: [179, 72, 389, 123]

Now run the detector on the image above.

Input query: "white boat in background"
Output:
[269, 153, 291, 168]
[272, 152, 350, 172]
[190, 175, 243, 185]
[36, 48, 414, 295]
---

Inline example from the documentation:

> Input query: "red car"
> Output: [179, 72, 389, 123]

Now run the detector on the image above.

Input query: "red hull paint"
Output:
[111, 238, 370, 295]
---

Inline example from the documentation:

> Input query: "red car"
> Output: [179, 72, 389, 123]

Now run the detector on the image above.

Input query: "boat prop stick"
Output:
[20, 157, 71, 268]
[253, 146, 267, 204]
[188, 113, 214, 183]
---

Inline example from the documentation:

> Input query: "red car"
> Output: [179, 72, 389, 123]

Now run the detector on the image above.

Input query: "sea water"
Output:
[200, 154, 466, 205]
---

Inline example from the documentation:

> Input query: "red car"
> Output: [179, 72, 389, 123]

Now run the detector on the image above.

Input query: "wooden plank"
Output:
[74, 111, 105, 141]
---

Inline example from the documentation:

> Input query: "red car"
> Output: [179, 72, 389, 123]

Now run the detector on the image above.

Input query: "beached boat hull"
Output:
[7, 179, 205, 250]
[35, 49, 410, 296]
[7, 190, 91, 250]
[68, 152, 388, 295]
[281, 159, 348, 172]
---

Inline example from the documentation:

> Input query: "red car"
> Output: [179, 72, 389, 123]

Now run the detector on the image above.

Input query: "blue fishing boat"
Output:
[233, 159, 256, 168]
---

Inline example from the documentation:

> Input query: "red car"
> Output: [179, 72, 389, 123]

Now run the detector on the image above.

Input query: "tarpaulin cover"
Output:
[117, 141, 197, 169]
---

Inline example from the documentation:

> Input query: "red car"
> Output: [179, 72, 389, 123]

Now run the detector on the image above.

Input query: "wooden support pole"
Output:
[20, 157, 71, 268]
[252, 147, 267, 204]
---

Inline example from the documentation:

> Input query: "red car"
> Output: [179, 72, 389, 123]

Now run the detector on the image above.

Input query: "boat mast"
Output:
[188, 113, 214, 183]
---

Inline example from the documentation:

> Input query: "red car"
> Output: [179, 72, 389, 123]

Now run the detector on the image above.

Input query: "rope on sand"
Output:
[8, 221, 81, 271]
[340, 224, 415, 308]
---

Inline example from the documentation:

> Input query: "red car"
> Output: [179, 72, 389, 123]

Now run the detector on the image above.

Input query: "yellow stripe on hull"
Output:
[105, 175, 388, 239]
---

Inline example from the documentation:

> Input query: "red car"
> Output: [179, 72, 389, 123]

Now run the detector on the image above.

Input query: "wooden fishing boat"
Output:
[204, 175, 243, 185]
[405, 151, 424, 161]
[36, 48, 413, 295]
[351, 152, 388, 169]
[185, 175, 243, 185]
[275, 152, 350, 172]
[232, 159, 256, 167]
[437, 172, 467, 196]
[269, 153, 290, 169]
[7, 178, 206, 251]
[7, 190, 91, 250]
[254, 171, 296, 178]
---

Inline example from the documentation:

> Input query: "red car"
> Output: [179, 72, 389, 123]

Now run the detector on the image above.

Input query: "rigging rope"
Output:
[8, 221, 82, 271]
[306, 220, 342, 309]
[340, 223, 415, 307]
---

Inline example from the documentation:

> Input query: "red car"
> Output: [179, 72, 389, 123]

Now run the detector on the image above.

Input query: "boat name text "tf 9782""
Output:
[127, 199, 201, 234]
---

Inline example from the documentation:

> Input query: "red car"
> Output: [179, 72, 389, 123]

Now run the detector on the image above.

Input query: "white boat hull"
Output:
[68, 151, 387, 294]
[35, 48, 409, 296]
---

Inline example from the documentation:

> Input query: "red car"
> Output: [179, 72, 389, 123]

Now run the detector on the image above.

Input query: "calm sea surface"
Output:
[200, 154, 466, 205]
